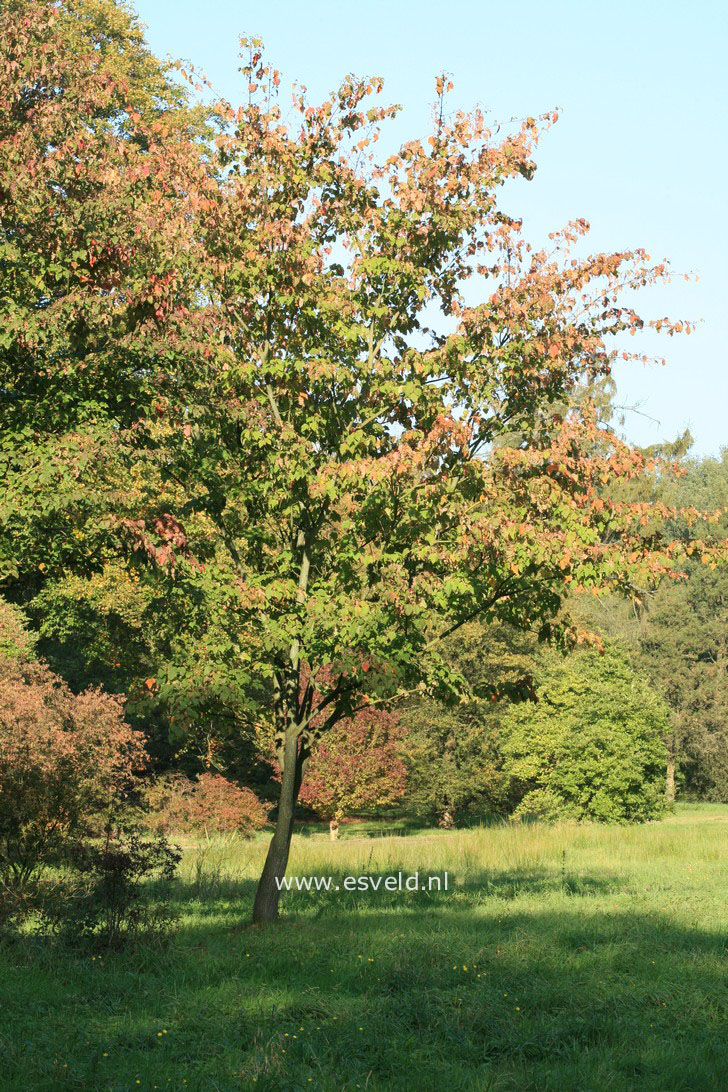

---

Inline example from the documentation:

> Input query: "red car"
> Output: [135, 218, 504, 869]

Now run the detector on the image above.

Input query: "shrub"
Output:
[145, 773, 269, 836]
[43, 820, 181, 949]
[0, 602, 147, 891]
[0, 600, 36, 662]
[501, 646, 669, 823]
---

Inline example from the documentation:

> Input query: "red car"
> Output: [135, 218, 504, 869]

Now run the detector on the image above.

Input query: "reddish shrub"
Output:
[296, 708, 408, 837]
[0, 606, 147, 889]
[145, 773, 269, 836]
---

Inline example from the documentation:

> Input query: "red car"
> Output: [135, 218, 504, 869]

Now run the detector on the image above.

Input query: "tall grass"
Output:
[182, 808, 728, 903]
[2, 805, 728, 1090]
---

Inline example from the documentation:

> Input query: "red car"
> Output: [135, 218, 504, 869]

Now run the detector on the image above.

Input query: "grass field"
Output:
[2, 804, 728, 1091]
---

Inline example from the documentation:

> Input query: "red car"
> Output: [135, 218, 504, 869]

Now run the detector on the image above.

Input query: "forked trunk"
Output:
[252, 729, 303, 924]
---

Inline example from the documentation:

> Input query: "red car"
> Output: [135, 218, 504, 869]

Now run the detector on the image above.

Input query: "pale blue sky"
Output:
[134, 0, 726, 456]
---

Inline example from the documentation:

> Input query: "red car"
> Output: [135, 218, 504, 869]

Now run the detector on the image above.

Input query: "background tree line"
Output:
[4, 437, 726, 829]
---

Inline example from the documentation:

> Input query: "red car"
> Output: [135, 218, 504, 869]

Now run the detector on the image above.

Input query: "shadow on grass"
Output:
[167, 863, 619, 919]
[2, 868, 727, 1090]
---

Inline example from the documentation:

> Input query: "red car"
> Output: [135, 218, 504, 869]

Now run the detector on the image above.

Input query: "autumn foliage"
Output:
[0, 0, 212, 440]
[145, 773, 269, 837]
[0, 602, 147, 889]
[296, 709, 407, 836]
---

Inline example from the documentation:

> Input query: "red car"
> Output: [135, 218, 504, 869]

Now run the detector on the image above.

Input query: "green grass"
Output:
[2, 804, 728, 1090]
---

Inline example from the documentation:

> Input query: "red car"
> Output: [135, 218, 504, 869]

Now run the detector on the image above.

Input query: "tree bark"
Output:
[252, 729, 304, 924]
[329, 818, 339, 841]
[666, 738, 676, 804]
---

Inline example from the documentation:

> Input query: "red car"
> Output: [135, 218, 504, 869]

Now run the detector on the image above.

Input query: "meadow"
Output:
[2, 804, 728, 1091]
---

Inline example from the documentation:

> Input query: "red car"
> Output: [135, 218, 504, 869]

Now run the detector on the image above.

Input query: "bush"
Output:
[0, 600, 36, 662]
[501, 646, 669, 823]
[43, 820, 181, 949]
[145, 773, 269, 836]
[0, 601, 147, 891]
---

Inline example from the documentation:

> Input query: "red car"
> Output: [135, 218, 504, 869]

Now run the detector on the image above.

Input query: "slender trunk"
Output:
[252, 729, 303, 924]
[666, 738, 676, 804]
[252, 519, 315, 924]
[329, 818, 339, 841]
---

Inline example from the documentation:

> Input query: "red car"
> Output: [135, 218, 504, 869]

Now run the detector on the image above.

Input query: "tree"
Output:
[108, 49, 715, 923]
[158, 51, 712, 922]
[0, 0, 214, 593]
[570, 447, 728, 801]
[400, 620, 535, 826]
[501, 646, 669, 823]
[145, 773, 269, 836]
[635, 452, 728, 801]
[2, 15, 720, 923]
[295, 708, 407, 839]
[0, 0, 236, 765]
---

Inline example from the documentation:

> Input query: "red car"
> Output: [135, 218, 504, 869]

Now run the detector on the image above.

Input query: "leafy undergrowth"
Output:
[2, 806, 728, 1091]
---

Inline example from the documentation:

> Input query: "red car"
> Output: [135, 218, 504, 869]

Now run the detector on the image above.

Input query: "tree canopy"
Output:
[501, 646, 670, 823]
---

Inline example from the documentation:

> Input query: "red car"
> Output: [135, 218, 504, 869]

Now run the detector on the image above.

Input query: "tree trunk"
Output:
[329, 818, 339, 841]
[666, 739, 676, 804]
[252, 729, 303, 924]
